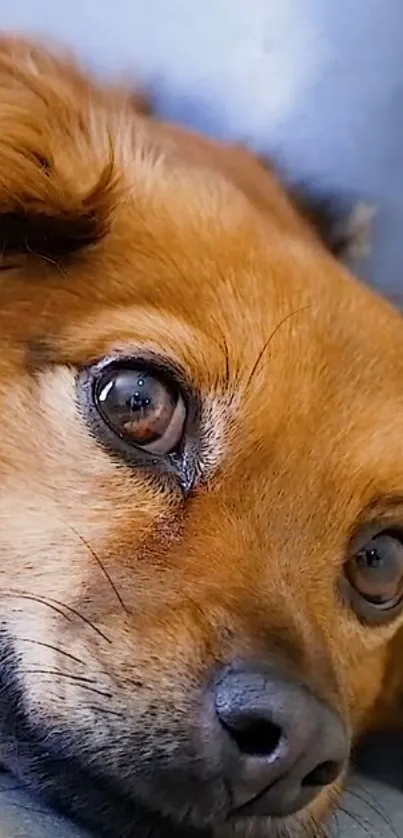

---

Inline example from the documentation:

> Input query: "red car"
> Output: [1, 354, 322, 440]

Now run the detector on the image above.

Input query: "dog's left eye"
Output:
[344, 531, 403, 619]
[94, 366, 186, 454]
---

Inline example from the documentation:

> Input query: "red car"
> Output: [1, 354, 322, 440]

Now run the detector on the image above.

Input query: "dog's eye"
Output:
[95, 367, 186, 454]
[345, 532, 403, 615]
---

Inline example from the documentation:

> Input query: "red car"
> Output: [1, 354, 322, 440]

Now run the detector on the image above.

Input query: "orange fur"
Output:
[0, 35, 402, 838]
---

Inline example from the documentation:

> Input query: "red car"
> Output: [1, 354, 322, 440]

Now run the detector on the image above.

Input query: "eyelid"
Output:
[87, 351, 191, 399]
[347, 514, 403, 558]
[359, 495, 403, 522]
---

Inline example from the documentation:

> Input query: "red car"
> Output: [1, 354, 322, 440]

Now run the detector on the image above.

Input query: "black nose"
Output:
[214, 662, 348, 818]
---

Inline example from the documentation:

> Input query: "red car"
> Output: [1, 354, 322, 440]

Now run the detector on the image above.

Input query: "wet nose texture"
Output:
[213, 662, 348, 818]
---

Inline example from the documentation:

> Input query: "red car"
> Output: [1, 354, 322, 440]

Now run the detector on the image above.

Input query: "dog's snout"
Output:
[213, 662, 348, 818]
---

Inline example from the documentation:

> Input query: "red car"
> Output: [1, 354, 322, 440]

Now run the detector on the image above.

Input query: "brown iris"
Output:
[96, 368, 186, 454]
[345, 532, 403, 608]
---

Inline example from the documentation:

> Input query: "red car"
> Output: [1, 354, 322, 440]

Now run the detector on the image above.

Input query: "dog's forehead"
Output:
[4, 127, 403, 444]
[97, 166, 402, 388]
[72, 173, 403, 487]
[15, 153, 403, 391]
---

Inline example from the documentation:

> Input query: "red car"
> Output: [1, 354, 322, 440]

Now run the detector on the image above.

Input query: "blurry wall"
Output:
[2, 0, 403, 299]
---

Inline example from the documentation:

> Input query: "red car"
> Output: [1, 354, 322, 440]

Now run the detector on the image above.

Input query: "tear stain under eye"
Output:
[170, 449, 198, 495]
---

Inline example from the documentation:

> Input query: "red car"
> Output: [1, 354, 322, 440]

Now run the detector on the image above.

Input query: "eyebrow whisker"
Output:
[246, 305, 311, 392]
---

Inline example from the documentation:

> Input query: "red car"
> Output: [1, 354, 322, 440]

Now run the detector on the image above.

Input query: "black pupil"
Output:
[97, 369, 177, 445]
[358, 547, 383, 569]
[128, 377, 150, 412]
[102, 372, 153, 417]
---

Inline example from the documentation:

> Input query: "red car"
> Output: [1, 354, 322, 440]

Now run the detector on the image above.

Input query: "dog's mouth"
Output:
[0, 634, 347, 838]
[0, 746, 339, 838]
[0, 719, 337, 838]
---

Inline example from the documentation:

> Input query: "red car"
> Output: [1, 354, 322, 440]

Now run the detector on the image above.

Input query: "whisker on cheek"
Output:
[12, 638, 89, 667]
[85, 705, 125, 719]
[6, 633, 123, 698]
[18, 669, 114, 700]
[63, 522, 129, 616]
[0, 590, 112, 645]
[1, 592, 73, 624]
[19, 668, 100, 685]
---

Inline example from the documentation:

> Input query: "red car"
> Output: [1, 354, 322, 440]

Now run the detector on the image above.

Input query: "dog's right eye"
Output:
[78, 357, 200, 492]
[94, 366, 187, 455]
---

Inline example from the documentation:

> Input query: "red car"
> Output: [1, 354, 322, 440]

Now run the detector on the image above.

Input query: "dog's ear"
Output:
[290, 187, 376, 260]
[256, 156, 375, 260]
[0, 37, 120, 266]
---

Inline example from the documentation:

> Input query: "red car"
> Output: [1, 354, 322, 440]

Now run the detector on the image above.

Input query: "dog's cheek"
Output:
[357, 624, 403, 738]
[330, 614, 402, 736]
[0, 363, 168, 542]
[347, 648, 391, 735]
[0, 365, 179, 708]
[0, 364, 210, 801]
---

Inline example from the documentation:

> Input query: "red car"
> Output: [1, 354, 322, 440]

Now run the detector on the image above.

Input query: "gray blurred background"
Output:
[2, 0, 403, 301]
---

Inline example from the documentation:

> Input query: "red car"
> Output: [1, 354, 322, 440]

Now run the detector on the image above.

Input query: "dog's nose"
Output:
[213, 662, 348, 818]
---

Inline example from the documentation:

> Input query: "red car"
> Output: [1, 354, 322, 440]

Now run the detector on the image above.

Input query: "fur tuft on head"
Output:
[0, 36, 121, 264]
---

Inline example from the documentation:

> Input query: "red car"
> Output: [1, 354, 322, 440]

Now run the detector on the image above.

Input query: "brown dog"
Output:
[0, 36, 402, 838]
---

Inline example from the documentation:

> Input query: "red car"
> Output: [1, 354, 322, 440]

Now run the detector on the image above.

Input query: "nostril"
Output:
[302, 760, 341, 789]
[222, 716, 282, 758]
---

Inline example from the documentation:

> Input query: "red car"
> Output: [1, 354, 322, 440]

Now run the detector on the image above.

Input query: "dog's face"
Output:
[1, 38, 403, 838]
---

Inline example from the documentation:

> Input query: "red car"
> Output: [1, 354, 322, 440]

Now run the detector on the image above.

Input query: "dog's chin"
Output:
[0, 711, 329, 838]
[0, 750, 315, 838]
[0, 644, 332, 838]
[0, 723, 327, 838]
[0, 747, 327, 838]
